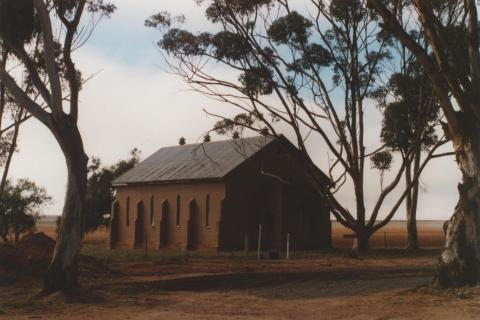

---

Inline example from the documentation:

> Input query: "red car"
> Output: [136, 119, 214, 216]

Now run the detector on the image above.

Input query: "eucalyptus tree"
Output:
[374, 60, 444, 250]
[367, 0, 480, 286]
[0, 0, 115, 292]
[148, 0, 449, 252]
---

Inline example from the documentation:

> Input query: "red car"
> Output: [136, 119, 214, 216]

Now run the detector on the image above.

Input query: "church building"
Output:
[110, 135, 331, 251]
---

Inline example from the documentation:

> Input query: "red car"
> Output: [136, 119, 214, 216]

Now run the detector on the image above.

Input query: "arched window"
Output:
[150, 196, 155, 227]
[176, 195, 181, 226]
[126, 196, 130, 226]
[205, 194, 210, 227]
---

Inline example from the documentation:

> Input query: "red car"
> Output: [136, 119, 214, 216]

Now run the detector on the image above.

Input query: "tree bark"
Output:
[434, 116, 480, 286]
[43, 116, 88, 293]
[353, 229, 370, 253]
[406, 150, 421, 251]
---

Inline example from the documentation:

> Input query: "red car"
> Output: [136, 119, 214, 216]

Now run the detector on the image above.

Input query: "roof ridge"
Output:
[160, 135, 271, 149]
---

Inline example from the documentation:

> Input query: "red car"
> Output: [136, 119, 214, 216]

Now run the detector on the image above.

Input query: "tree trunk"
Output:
[353, 230, 370, 253]
[43, 116, 88, 293]
[406, 150, 421, 251]
[434, 118, 480, 287]
[406, 209, 419, 250]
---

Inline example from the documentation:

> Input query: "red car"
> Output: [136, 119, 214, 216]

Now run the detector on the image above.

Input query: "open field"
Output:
[35, 217, 446, 249]
[332, 220, 445, 248]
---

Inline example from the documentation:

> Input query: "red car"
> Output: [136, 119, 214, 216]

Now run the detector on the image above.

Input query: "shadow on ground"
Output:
[111, 267, 434, 299]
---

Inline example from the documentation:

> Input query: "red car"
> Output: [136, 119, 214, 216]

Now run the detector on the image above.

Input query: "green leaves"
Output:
[381, 100, 439, 153]
[145, 11, 185, 31]
[370, 150, 393, 171]
[160, 28, 252, 61]
[211, 31, 250, 60]
[239, 66, 274, 96]
[330, 0, 366, 23]
[379, 61, 440, 154]
[161, 29, 203, 56]
[0, 0, 36, 46]
[214, 112, 258, 135]
[86, 0, 116, 17]
[0, 179, 51, 243]
[205, 0, 273, 22]
[268, 11, 313, 45]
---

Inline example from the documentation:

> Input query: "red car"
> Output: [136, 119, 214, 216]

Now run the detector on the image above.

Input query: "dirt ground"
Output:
[2, 250, 480, 320]
[2, 220, 479, 320]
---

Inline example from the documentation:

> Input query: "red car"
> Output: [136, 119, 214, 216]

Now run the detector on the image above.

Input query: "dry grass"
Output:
[332, 220, 445, 248]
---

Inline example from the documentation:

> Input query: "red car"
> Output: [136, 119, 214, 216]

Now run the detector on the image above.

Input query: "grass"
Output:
[80, 242, 441, 265]
[81, 243, 266, 264]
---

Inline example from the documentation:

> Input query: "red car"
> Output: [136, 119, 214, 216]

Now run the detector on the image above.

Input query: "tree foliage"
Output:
[84, 149, 140, 232]
[378, 61, 440, 156]
[0, 179, 50, 243]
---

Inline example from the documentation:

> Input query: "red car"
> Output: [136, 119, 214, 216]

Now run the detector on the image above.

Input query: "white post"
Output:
[286, 232, 290, 260]
[257, 224, 262, 260]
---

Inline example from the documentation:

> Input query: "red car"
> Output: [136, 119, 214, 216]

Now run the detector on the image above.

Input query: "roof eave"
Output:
[112, 177, 225, 188]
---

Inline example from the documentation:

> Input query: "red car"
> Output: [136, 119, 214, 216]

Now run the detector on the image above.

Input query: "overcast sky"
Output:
[8, 0, 462, 220]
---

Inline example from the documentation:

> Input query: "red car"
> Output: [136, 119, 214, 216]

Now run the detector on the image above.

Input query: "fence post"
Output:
[257, 224, 262, 260]
[286, 232, 290, 260]
[144, 235, 148, 259]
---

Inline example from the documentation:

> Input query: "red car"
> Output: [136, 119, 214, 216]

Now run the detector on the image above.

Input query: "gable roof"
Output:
[112, 136, 277, 186]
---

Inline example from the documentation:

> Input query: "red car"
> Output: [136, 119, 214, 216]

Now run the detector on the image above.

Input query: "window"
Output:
[176, 195, 181, 226]
[126, 196, 130, 226]
[205, 194, 210, 227]
[150, 196, 155, 227]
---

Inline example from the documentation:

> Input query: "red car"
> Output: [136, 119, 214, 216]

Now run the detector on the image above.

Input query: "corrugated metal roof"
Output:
[112, 136, 276, 186]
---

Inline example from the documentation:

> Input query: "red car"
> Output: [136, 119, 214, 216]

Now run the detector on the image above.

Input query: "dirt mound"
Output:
[17, 232, 56, 257]
[16, 232, 56, 275]
[0, 233, 55, 279]
[0, 233, 112, 281]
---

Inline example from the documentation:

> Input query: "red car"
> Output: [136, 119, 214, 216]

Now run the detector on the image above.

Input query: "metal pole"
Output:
[257, 224, 262, 260]
[286, 232, 290, 260]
